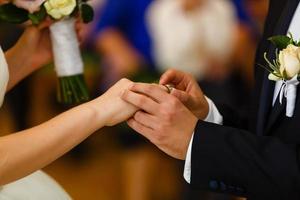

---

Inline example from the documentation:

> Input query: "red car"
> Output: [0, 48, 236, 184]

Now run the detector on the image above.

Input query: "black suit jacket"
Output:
[191, 0, 300, 199]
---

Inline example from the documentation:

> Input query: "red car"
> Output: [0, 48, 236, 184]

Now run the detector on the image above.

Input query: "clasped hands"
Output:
[5, 22, 208, 161]
[95, 69, 209, 160]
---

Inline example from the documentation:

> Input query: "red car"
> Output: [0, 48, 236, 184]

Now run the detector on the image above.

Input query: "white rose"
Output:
[279, 44, 300, 79]
[44, 0, 76, 20]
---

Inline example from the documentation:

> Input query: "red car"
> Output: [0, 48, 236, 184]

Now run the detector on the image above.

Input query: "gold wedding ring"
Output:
[164, 84, 174, 94]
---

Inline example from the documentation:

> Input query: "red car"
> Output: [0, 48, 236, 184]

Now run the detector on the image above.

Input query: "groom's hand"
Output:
[160, 69, 209, 120]
[121, 83, 198, 160]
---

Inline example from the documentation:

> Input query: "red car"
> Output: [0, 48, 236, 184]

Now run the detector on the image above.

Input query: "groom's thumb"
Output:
[170, 89, 189, 104]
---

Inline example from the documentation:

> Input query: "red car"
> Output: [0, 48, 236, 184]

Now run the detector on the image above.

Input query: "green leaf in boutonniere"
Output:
[0, 3, 28, 24]
[28, 6, 47, 25]
[80, 3, 94, 23]
[268, 35, 294, 50]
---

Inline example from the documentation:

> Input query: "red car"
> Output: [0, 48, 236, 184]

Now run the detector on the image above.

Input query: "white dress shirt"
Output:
[183, 2, 300, 183]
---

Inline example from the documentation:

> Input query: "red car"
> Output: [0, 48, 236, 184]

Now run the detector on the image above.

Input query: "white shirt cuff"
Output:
[204, 96, 223, 125]
[184, 134, 194, 183]
[183, 97, 223, 184]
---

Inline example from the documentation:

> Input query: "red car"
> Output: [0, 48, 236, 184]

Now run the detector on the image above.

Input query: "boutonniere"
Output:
[261, 34, 300, 117]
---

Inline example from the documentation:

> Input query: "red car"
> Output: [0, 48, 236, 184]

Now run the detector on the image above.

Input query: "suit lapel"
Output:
[257, 0, 300, 136]
[265, 95, 286, 133]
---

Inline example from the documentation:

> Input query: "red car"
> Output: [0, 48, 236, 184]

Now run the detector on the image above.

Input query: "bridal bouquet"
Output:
[0, 0, 94, 104]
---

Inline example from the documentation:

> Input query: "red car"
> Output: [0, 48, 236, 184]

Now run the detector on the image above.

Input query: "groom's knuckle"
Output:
[132, 120, 141, 130]
[130, 83, 138, 90]
[127, 120, 135, 128]
[167, 105, 176, 115]
[150, 84, 157, 91]
[160, 109, 170, 118]
[134, 111, 140, 119]
[143, 86, 151, 93]
[169, 97, 179, 107]
[121, 90, 129, 98]
[134, 111, 142, 120]
[164, 108, 175, 118]
[137, 97, 147, 106]
[163, 112, 172, 123]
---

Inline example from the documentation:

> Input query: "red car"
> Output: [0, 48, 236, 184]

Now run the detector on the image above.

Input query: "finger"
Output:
[134, 111, 157, 130]
[127, 118, 155, 141]
[129, 83, 170, 103]
[159, 69, 185, 85]
[158, 84, 170, 93]
[37, 18, 52, 30]
[121, 89, 158, 114]
[170, 89, 190, 104]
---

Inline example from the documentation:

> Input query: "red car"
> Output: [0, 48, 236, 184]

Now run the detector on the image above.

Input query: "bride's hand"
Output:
[88, 78, 139, 127]
[5, 19, 84, 90]
[5, 20, 53, 90]
[8, 18, 84, 72]
[6, 19, 53, 70]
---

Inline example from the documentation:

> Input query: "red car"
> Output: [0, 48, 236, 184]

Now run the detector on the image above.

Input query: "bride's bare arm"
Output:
[0, 78, 137, 185]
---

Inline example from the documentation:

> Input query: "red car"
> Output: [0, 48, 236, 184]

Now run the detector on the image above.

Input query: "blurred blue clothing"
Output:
[95, 0, 155, 68]
[231, 0, 260, 38]
[232, 0, 252, 24]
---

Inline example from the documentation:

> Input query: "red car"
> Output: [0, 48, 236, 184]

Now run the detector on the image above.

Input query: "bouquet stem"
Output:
[50, 18, 89, 105]
[57, 74, 89, 104]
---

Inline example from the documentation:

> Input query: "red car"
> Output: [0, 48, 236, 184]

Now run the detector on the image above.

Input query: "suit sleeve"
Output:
[190, 121, 300, 199]
[215, 103, 253, 130]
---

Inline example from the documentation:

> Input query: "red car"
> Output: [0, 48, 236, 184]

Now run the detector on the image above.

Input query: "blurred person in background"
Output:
[95, 0, 156, 84]
[148, 0, 236, 81]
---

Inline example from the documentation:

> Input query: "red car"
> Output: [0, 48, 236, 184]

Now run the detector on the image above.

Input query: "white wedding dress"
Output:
[0, 47, 71, 200]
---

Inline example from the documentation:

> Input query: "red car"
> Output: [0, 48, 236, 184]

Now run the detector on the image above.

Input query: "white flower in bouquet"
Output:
[13, 0, 45, 13]
[44, 0, 76, 19]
